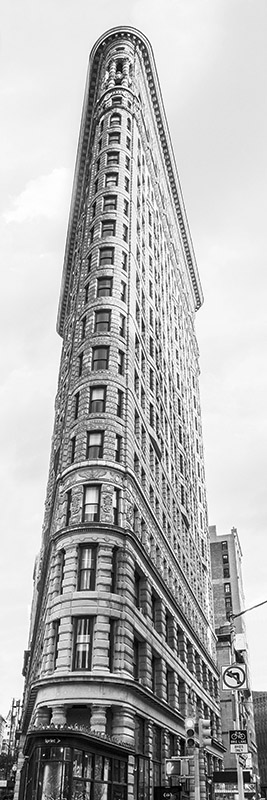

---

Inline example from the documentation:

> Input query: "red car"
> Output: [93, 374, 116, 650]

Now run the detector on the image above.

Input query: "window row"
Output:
[81, 309, 126, 337]
[91, 194, 129, 215]
[94, 173, 130, 192]
[89, 219, 128, 243]
[77, 346, 125, 376]
[95, 152, 130, 171]
[86, 247, 128, 271]
[65, 484, 121, 526]
[73, 385, 124, 419]
[69, 430, 122, 464]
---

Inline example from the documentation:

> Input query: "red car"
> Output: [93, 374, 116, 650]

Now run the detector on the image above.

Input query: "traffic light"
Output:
[185, 717, 196, 749]
[199, 718, 212, 748]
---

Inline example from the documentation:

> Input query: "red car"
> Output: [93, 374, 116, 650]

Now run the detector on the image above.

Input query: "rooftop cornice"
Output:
[57, 26, 203, 336]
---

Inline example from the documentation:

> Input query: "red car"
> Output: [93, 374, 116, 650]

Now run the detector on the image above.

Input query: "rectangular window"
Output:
[122, 224, 128, 242]
[89, 385, 106, 413]
[66, 490, 72, 526]
[122, 252, 128, 271]
[105, 172, 118, 188]
[90, 226, 94, 243]
[120, 281, 126, 302]
[110, 112, 121, 127]
[92, 346, 109, 371]
[124, 176, 130, 193]
[58, 549, 65, 594]
[106, 151, 119, 166]
[83, 484, 101, 522]
[94, 309, 111, 333]
[98, 139, 102, 153]
[86, 430, 104, 459]
[73, 617, 94, 670]
[119, 314, 125, 338]
[117, 389, 123, 417]
[126, 136, 131, 150]
[125, 155, 130, 170]
[99, 247, 114, 266]
[81, 316, 86, 340]
[133, 638, 140, 680]
[118, 350, 125, 375]
[70, 436, 76, 463]
[102, 219, 116, 238]
[53, 620, 59, 670]
[74, 392, 80, 420]
[84, 284, 89, 305]
[103, 194, 117, 212]
[109, 619, 115, 671]
[78, 352, 83, 378]
[108, 131, 121, 145]
[115, 434, 122, 463]
[113, 490, 121, 526]
[224, 583, 231, 594]
[78, 546, 96, 591]
[123, 199, 129, 216]
[97, 277, 113, 297]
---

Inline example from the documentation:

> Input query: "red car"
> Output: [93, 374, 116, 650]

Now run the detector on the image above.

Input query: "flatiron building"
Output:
[17, 26, 224, 800]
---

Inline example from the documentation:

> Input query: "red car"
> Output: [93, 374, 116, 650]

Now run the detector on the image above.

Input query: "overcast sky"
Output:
[1, 0, 266, 717]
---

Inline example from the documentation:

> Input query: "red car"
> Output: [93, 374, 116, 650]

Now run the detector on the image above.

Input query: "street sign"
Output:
[229, 730, 248, 754]
[221, 664, 247, 691]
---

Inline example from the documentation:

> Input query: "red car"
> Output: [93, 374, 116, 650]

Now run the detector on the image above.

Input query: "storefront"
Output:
[19, 730, 130, 800]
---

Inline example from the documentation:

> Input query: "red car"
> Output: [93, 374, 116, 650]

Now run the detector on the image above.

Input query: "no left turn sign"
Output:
[221, 664, 247, 691]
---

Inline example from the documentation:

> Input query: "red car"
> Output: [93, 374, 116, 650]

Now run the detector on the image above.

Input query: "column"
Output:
[92, 614, 110, 671]
[96, 544, 113, 592]
[112, 706, 135, 747]
[90, 705, 106, 734]
[50, 705, 67, 726]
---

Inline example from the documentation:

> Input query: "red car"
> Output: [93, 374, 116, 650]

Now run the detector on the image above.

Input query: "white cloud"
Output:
[3, 167, 71, 223]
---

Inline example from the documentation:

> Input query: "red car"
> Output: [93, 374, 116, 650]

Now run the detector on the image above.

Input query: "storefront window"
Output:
[23, 744, 127, 800]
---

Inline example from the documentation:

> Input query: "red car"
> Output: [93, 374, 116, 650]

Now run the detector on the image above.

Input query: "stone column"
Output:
[90, 705, 106, 734]
[34, 706, 50, 727]
[177, 630, 187, 664]
[50, 705, 67, 726]
[96, 544, 113, 592]
[92, 614, 110, 671]
[187, 642, 196, 675]
[139, 641, 152, 688]
[112, 706, 135, 747]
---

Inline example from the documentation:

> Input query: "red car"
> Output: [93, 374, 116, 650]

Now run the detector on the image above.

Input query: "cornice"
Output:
[57, 26, 203, 337]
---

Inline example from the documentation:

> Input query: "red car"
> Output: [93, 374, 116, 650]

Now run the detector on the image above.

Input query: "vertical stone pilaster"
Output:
[187, 642, 196, 675]
[139, 576, 151, 617]
[177, 630, 187, 664]
[92, 614, 110, 670]
[96, 544, 113, 592]
[90, 705, 106, 734]
[166, 615, 177, 650]
[154, 598, 165, 636]
[50, 705, 67, 725]
[34, 706, 51, 727]
[112, 706, 135, 747]
[179, 681, 189, 717]
[139, 641, 152, 688]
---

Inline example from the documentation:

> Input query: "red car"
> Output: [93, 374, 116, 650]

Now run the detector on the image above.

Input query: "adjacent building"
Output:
[210, 525, 259, 791]
[17, 26, 224, 800]
[253, 692, 267, 798]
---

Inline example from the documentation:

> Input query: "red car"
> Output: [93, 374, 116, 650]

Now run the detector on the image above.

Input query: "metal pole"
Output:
[234, 690, 245, 800]
[194, 747, 200, 800]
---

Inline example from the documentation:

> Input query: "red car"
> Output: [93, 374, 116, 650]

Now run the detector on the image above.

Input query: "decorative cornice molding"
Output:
[57, 26, 203, 337]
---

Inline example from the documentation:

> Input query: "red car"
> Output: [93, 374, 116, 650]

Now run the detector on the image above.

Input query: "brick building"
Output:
[253, 692, 267, 798]
[17, 26, 224, 800]
[210, 525, 259, 790]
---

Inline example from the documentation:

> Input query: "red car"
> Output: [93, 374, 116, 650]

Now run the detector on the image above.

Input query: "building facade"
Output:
[253, 692, 267, 798]
[210, 525, 259, 791]
[17, 26, 224, 800]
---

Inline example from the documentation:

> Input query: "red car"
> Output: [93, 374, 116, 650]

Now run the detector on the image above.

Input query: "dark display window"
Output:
[24, 743, 127, 800]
